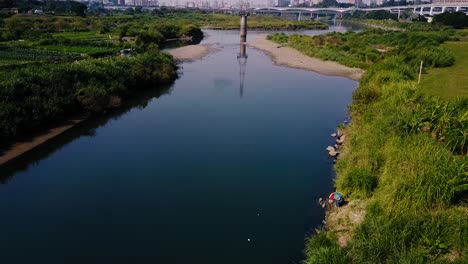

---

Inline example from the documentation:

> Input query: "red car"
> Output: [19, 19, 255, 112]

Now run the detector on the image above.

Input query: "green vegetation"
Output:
[0, 52, 177, 141]
[345, 10, 428, 24]
[270, 27, 468, 263]
[421, 38, 468, 99]
[347, 11, 468, 31]
[433, 12, 468, 29]
[268, 29, 457, 69]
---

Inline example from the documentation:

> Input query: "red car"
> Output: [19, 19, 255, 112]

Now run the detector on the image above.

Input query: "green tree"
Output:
[432, 12, 468, 29]
[70, 1, 86, 16]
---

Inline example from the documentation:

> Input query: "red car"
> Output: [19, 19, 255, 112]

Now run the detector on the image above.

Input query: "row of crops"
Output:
[0, 47, 83, 66]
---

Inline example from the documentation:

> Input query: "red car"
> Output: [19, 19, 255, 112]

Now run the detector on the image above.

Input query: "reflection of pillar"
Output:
[240, 42, 247, 58]
[238, 52, 247, 98]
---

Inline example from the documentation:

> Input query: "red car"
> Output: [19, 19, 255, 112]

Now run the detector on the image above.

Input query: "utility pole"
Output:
[418, 60, 423, 84]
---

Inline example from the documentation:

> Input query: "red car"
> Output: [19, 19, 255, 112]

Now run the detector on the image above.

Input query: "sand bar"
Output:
[168, 44, 217, 61]
[249, 35, 364, 81]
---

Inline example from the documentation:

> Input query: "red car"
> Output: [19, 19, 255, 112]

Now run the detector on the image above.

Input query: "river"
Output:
[0, 22, 359, 264]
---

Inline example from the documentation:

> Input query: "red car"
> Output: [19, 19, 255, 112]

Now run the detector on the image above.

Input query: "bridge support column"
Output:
[239, 12, 248, 58]
[240, 14, 247, 45]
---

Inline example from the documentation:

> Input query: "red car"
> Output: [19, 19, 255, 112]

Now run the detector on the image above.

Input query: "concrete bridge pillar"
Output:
[240, 14, 248, 45]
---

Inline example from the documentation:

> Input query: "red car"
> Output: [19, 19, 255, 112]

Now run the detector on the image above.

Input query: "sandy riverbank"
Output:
[168, 44, 218, 61]
[0, 119, 84, 166]
[249, 35, 364, 81]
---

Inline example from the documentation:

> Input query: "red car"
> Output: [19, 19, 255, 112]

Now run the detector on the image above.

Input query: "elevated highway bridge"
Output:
[253, 4, 468, 20]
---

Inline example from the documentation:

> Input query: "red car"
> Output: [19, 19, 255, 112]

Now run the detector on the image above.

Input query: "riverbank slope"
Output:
[249, 35, 363, 81]
[267, 29, 468, 263]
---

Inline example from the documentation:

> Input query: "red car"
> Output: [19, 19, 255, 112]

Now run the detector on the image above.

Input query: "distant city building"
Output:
[123, 0, 158, 6]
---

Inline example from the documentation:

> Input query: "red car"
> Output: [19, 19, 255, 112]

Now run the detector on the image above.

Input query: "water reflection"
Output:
[237, 43, 248, 98]
[0, 85, 172, 183]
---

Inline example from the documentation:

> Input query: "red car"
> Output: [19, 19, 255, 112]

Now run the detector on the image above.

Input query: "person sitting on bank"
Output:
[329, 192, 345, 207]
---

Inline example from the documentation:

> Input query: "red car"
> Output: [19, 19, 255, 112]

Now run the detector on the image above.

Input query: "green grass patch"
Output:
[420, 39, 468, 100]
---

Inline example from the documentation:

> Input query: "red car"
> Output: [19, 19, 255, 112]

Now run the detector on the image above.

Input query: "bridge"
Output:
[253, 4, 468, 20]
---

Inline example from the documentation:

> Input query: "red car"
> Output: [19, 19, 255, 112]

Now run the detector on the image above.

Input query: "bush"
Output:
[76, 85, 109, 112]
[432, 12, 468, 29]
[179, 24, 203, 43]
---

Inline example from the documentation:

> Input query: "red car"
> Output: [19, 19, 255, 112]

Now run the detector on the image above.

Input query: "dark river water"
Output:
[0, 22, 358, 264]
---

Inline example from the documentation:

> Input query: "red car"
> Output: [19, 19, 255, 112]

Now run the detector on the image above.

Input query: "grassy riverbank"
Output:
[269, 29, 468, 263]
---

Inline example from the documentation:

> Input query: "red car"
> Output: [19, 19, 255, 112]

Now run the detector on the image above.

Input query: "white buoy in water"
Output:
[247, 238, 251, 242]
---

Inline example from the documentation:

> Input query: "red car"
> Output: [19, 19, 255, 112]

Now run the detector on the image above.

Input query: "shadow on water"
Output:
[0, 85, 173, 183]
